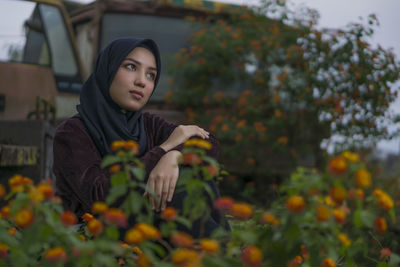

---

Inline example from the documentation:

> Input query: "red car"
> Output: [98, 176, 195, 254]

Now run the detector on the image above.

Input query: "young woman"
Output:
[53, 38, 229, 237]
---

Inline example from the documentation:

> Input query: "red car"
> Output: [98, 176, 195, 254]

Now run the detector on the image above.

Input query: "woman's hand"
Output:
[144, 150, 182, 211]
[160, 125, 209, 152]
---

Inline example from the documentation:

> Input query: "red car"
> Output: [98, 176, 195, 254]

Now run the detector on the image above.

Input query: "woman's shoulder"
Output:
[55, 116, 87, 136]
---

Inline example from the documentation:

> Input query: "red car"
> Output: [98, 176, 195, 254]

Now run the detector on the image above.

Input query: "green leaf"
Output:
[100, 155, 121, 168]
[175, 216, 192, 229]
[111, 172, 128, 187]
[106, 185, 127, 205]
[129, 166, 145, 181]
[105, 226, 120, 240]
[353, 210, 363, 228]
[9, 193, 29, 216]
[389, 253, 400, 267]
[359, 210, 374, 228]
[236, 230, 257, 244]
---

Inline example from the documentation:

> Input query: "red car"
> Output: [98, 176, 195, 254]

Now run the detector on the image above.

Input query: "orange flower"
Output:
[273, 92, 280, 103]
[110, 140, 125, 151]
[322, 258, 336, 267]
[0, 184, 6, 199]
[341, 151, 359, 162]
[246, 157, 256, 166]
[82, 213, 94, 222]
[103, 208, 128, 228]
[316, 205, 331, 222]
[171, 232, 194, 248]
[260, 212, 280, 226]
[287, 256, 302, 267]
[162, 207, 178, 221]
[124, 228, 143, 245]
[241, 245, 263, 267]
[230, 202, 253, 220]
[205, 165, 219, 177]
[355, 169, 372, 188]
[92, 202, 108, 214]
[60, 211, 78, 226]
[333, 209, 346, 224]
[330, 186, 347, 205]
[124, 140, 139, 154]
[277, 136, 288, 145]
[0, 244, 8, 259]
[15, 209, 34, 229]
[328, 156, 347, 175]
[87, 219, 103, 237]
[337, 233, 351, 246]
[274, 109, 282, 117]
[136, 253, 152, 267]
[377, 192, 394, 211]
[236, 120, 246, 129]
[300, 244, 310, 260]
[199, 238, 219, 254]
[9, 174, 33, 193]
[235, 133, 243, 142]
[214, 197, 234, 211]
[1, 206, 10, 219]
[135, 223, 161, 240]
[380, 248, 391, 259]
[36, 183, 54, 199]
[286, 195, 306, 213]
[44, 247, 67, 262]
[221, 124, 229, 132]
[348, 188, 364, 201]
[182, 153, 202, 165]
[374, 217, 387, 234]
[172, 248, 200, 266]
[253, 122, 266, 133]
[108, 164, 121, 173]
[8, 227, 17, 235]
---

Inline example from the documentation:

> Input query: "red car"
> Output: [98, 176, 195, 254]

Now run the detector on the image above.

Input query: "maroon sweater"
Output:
[53, 112, 220, 217]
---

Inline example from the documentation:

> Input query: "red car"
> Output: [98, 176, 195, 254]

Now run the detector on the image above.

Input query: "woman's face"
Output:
[109, 47, 157, 111]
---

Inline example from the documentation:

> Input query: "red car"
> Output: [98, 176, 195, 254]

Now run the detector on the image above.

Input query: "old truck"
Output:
[0, 0, 234, 183]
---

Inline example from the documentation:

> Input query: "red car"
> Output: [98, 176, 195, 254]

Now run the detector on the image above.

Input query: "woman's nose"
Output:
[134, 74, 145, 88]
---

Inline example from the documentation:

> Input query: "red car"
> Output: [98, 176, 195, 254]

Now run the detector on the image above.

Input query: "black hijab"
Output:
[76, 38, 161, 157]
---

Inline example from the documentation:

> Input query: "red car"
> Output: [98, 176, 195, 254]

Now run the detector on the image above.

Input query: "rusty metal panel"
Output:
[0, 145, 38, 166]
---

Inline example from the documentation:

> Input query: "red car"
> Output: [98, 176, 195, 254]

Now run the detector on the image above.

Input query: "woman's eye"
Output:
[126, 64, 136, 70]
[147, 72, 156, 80]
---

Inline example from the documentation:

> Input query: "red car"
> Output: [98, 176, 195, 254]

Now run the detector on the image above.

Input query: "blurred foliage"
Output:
[166, 0, 400, 189]
[1, 141, 399, 266]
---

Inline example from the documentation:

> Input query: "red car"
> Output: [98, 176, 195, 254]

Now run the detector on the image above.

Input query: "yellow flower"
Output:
[15, 209, 34, 229]
[337, 233, 351, 246]
[260, 212, 280, 226]
[124, 228, 143, 245]
[135, 223, 161, 240]
[328, 156, 347, 175]
[377, 192, 394, 211]
[355, 169, 372, 188]
[333, 209, 346, 224]
[322, 258, 336, 267]
[199, 238, 219, 254]
[183, 138, 212, 150]
[229, 202, 253, 220]
[0, 184, 6, 199]
[286, 195, 306, 213]
[44, 247, 67, 262]
[374, 217, 387, 234]
[277, 136, 288, 145]
[172, 248, 200, 266]
[241, 245, 263, 266]
[316, 205, 331, 222]
[92, 202, 108, 214]
[341, 151, 359, 162]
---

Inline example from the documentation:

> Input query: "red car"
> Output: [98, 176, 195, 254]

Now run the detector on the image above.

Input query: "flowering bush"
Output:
[166, 0, 400, 202]
[0, 141, 399, 266]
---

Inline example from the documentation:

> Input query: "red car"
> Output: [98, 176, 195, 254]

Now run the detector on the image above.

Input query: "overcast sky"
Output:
[75, 0, 400, 153]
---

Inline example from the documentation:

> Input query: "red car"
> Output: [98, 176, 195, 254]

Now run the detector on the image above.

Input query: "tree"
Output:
[167, 0, 400, 192]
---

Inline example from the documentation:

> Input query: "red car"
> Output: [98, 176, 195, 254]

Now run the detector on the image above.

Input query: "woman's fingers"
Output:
[155, 178, 164, 211]
[167, 175, 178, 202]
[147, 179, 155, 210]
[160, 182, 169, 211]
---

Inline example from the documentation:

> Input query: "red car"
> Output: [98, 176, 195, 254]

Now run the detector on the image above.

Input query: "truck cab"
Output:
[0, 0, 84, 182]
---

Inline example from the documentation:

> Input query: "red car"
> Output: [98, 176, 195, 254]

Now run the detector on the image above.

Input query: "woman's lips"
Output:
[129, 90, 143, 100]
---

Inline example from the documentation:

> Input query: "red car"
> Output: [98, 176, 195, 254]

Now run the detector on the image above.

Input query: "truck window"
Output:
[0, 0, 82, 93]
[0, 0, 49, 65]
[100, 14, 198, 101]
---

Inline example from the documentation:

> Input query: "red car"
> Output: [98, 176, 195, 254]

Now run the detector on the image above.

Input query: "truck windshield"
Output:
[0, 0, 81, 92]
[100, 13, 198, 101]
